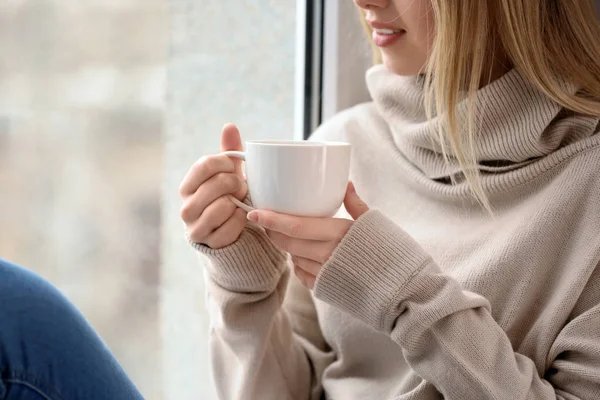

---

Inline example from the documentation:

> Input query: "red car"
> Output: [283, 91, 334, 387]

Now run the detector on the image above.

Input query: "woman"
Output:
[180, 0, 600, 399]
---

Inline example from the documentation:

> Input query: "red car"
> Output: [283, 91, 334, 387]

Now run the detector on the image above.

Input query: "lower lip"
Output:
[372, 31, 406, 47]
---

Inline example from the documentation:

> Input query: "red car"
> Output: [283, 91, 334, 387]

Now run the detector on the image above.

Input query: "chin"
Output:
[383, 56, 424, 77]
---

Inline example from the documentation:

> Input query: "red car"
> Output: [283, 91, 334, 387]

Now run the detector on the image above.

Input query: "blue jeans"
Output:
[0, 258, 144, 399]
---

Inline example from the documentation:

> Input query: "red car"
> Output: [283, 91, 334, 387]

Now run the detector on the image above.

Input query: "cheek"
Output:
[381, 37, 430, 75]
[384, 0, 435, 75]
[394, 0, 434, 33]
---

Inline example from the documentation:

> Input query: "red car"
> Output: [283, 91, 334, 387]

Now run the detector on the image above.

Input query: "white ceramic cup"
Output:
[223, 140, 351, 217]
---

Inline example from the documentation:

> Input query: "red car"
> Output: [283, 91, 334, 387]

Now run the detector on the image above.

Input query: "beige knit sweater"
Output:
[194, 66, 600, 400]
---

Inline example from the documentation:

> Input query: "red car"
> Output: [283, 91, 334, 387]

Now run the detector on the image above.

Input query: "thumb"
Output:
[220, 123, 244, 178]
[343, 182, 369, 220]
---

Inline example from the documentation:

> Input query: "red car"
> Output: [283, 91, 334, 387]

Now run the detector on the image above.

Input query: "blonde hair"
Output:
[361, 1, 600, 211]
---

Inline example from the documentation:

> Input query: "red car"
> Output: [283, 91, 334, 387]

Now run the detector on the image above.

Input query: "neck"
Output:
[480, 55, 512, 88]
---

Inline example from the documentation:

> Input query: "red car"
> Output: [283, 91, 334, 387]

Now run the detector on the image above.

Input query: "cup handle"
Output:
[222, 151, 255, 213]
[228, 195, 254, 213]
[221, 151, 245, 161]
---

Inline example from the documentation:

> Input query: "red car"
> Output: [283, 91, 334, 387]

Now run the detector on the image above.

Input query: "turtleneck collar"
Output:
[365, 65, 599, 181]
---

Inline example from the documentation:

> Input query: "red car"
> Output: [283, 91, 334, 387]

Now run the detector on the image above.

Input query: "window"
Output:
[165, 1, 297, 395]
[1, 0, 296, 399]
[320, 0, 372, 121]
[302, 0, 372, 139]
[0, 1, 166, 398]
[0, 0, 372, 398]
[298, 0, 324, 139]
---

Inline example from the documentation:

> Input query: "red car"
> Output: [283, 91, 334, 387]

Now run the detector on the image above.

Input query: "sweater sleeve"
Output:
[313, 210, 600, 400]
[193, 223, 333, 400]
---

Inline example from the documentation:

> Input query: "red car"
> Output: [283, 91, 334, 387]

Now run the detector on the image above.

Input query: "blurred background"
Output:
[0, 0, 167, 398]
[0, 0, 297, 398]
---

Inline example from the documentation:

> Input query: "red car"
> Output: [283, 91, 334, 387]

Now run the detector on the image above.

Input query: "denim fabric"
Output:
[0, 258, 144, 399]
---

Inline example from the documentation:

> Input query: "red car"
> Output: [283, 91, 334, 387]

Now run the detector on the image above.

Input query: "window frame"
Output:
[298, 0, 373, 140]
[295, 0, 324, 140]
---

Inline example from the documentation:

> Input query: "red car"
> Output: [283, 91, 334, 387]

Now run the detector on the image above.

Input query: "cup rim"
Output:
[246, 140, 350, 147]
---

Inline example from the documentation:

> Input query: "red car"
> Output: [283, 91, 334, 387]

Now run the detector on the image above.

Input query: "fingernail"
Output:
[247, 211, 259, 222]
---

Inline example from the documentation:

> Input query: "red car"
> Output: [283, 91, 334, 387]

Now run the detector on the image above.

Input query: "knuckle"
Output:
[178, 181, 187, 197]
[179, 201, 194, 222]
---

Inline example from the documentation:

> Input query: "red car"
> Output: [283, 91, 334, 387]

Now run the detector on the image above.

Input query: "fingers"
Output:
[220, 123, 244, 178]
[186, 196, 237, 242]
[291, 255, 322, 277]
[180, 123, 245, 197]
[203, 208, 247, 249]
[179, 124, 248, 250]
[180, 172, 246, 223]
[267, 230, 333, 264]
[294, 265, 316, 290]
[248, 210, 352, 241]
[179, 155, 236, 197]
[344, 181, 370, 220]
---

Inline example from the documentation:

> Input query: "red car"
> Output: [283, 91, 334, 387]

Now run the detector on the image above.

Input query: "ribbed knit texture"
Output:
[190, 223, 287, 292]
[366, 66, 596, 181]
[196, 67, 600, 400]
[314, 210, 432, 331]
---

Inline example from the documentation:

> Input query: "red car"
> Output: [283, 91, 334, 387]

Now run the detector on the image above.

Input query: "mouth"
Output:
[372, 28, 406, 47]
[373, 28, 404, 35]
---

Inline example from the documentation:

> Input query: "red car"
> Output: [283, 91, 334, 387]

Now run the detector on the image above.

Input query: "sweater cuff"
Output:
[313, 210, 431, 331]
[189, 223, 288, 292]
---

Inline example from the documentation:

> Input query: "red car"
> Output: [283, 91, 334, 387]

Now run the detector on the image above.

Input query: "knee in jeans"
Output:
[0, 258, 82, 334]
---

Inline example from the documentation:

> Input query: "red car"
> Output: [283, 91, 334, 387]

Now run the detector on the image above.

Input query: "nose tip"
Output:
[354, 0, 371, 10]
[354, 0, 384, 10]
